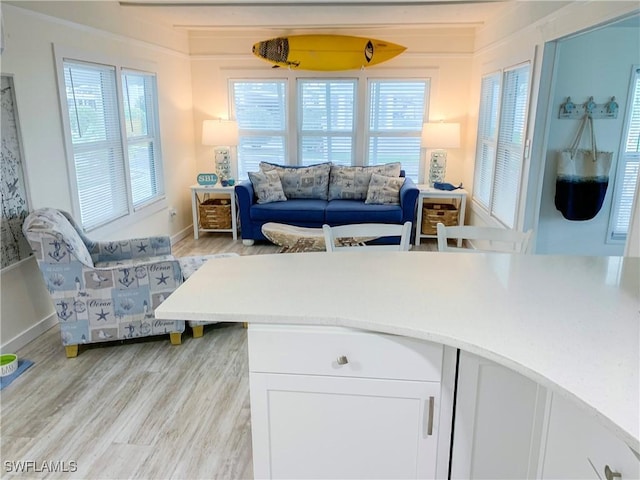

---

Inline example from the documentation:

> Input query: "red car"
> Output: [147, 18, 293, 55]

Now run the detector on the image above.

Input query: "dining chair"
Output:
[323, 222, 412, 252]
[436, 223, 533, 253]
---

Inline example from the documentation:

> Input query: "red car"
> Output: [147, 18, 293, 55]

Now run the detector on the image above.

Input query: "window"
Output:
[367, 80, 427, 180]
[473, 64, 530, 228]
[231, 80, 287, 180]
[473, 73, 501, 210]
[608, 66, 640, 242]
[298, 79, 356, 166]
[122, 70, 163, 208]
[230, 75, 430, 181]
[61, 59, 164, 231]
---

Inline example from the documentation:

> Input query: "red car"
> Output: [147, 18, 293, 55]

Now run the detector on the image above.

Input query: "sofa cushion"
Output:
[251, 199, 329, 223]
[365, 173, 405, 205]
[325, 200, 403, 224]
[328, 162, 402, 201]
[249, 170, 288, 204]
[260, 162, 331, 200]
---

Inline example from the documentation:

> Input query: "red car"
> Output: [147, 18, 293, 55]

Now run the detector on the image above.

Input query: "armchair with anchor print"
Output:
[22, 208, 230, 357]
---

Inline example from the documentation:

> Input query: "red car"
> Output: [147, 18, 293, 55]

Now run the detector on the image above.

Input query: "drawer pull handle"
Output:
[425, 396, 435, 437]
[605, 465, 622, 480]
[336, 355, 349, 365]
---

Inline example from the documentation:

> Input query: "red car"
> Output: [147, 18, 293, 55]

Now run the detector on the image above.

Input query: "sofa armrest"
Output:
[400, 177, 419, 225]
[235, 181, 255, 239]
[91, 236, 173, 263]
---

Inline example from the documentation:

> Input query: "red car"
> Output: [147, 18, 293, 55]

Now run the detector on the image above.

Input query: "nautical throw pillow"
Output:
[329, 162, 402, 201]
[260, 162, 331, 200]
[249, 170, 288, 204]
[365, 173, 405, 205]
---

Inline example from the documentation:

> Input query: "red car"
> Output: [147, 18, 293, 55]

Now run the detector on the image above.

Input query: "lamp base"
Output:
[428, 150, 447, 187]
[215, 147, 232, 181]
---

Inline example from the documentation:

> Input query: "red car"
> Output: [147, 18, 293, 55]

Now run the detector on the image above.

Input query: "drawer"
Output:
[248, 324, 443, 382]
[542, 393, 640, 480]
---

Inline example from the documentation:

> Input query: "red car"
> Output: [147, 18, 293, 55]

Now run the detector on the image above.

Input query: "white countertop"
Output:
[155, 252, 640, 450]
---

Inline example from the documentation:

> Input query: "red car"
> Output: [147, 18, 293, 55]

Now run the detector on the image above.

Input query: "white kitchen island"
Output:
[155, 252, 639, 478]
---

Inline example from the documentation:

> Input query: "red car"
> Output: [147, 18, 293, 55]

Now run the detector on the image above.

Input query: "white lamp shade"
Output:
[421, 122, 460, 149]
[202, 119, 239, 146]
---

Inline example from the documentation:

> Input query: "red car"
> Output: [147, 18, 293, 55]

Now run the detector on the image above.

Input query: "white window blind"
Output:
[609, 67, 640, 241]
[472, 64, 530, 228]
[231, 80, 287, 179]
[493, 65, 529, 228]
[367, 80, 427, 181]
[473, 73, 501, 210]
[298, 79, 355, 166]
[63, 60, 128, 230]
[122, 70, 163, 208]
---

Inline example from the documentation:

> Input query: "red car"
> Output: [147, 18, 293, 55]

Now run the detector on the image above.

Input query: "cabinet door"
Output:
[540, 393, 640, 480]
[451, 351, 548, 479]
[250, 372, 440, 479]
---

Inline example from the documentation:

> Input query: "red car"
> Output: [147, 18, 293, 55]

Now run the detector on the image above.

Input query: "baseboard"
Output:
[171, 224, 193, 245]
[1, 313, 57, 353]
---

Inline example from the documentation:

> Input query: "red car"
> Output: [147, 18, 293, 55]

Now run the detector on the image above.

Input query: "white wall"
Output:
[0, 4, 196, 350]
[536, 26, 639, 255]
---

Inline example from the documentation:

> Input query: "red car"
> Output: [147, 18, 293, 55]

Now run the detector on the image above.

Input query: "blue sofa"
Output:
[235, 169, 419, 244]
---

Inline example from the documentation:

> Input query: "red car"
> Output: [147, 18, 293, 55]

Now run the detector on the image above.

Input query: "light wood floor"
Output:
[1, 234, 438, 479]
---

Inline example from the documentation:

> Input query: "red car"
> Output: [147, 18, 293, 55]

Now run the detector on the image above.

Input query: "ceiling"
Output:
[117, 0, 512, 31]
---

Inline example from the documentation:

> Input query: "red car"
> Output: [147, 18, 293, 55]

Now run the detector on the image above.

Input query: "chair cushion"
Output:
[328, 163, 401, 201]
[179, 253, 239, 280]
[251, 199, 328, 223]
[325, 200, 403, 224]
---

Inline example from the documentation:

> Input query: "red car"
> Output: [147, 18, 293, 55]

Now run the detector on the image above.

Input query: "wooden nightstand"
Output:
[415, 185, 468, 246]
[190, 184, 238, 240]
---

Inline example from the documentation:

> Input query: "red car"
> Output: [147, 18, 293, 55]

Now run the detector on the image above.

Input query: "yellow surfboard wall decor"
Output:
[252, 34, 406, 71]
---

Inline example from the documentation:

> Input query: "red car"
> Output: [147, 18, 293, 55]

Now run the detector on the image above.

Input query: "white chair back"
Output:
[323, 222, 412, 252]
[436, 223, 533, 254]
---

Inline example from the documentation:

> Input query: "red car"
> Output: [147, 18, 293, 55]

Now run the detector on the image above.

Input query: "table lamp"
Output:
[421, 122, 460, 186]
[202, 119, 239, 183]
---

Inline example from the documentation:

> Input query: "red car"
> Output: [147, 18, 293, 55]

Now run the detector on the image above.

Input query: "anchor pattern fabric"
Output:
[23, 208, 185, 346]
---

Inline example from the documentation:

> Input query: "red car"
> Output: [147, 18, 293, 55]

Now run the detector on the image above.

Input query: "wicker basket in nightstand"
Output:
[199, 198, 232, 229]
[421, 202, 459, 235]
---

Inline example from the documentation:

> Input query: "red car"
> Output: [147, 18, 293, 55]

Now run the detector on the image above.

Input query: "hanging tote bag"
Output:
[554, 115, 613, 221]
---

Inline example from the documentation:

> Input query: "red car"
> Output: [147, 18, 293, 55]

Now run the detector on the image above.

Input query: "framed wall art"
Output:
[1, 74, 32, 270]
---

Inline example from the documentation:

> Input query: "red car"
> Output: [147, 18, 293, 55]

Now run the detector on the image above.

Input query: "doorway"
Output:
[533, 13, 640, 255]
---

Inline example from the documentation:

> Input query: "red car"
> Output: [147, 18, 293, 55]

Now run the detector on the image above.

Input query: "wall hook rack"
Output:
[559, 96, 618, 119]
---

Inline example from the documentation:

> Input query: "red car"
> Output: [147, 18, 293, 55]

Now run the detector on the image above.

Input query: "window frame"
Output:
[227, 69, 434, 182]
[229, 78, 289, 180]
[121, 68, 165, 212]
[54, 46, 166, 234]
[607, 65, 640, 243]
[472, 62, 531, 229]
[365, 78, 430, 182]
[297, 78, 357, 167]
